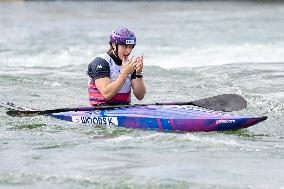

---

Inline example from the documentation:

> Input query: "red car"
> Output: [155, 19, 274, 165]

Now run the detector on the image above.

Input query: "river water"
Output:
[0, 1, 284, 188]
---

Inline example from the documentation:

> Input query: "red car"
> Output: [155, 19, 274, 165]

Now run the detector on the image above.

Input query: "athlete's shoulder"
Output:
[88, 53, 111, 79]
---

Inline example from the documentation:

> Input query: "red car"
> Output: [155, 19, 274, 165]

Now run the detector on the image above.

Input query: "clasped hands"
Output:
[121, 55, 144, 76]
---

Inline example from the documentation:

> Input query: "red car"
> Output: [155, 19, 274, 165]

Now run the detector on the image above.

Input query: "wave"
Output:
[1, 43, 284, 69]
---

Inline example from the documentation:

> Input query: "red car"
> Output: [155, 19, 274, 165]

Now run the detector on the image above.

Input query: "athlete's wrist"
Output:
[136, 71, 143, 75]
[135, 74, 143, 78]
[135, 71, 143, 78]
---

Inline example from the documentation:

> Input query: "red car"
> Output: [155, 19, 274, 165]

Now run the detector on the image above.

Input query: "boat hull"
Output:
[50, 105, 267, 132]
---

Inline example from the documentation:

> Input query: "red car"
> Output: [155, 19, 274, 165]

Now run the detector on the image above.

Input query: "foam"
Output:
[1, 43, 284, 70]
[146, 43, 284, 69]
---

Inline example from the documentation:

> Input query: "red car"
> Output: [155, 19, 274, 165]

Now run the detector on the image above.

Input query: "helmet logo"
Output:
[126, 38, 135, 45]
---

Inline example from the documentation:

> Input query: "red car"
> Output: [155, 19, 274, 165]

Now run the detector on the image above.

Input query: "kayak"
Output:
[50, 105, 267, 132]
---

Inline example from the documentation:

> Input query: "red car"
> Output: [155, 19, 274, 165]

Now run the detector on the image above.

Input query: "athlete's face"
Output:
[117, 44, 134, 61]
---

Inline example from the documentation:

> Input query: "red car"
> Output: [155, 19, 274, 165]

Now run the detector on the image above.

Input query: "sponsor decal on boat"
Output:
[216, 119, 236, 124]
[72, 116, 118, 126]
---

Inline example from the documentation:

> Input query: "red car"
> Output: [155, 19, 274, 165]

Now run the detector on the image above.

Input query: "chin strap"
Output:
[115, 44, 119, 57]
[109, 43, 122, 64]
[113, 44, 122, 63]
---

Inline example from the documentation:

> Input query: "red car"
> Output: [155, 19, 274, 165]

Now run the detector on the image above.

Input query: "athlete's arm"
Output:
[131, 55, 146, 100]
[95, 74, 128, 100]
[94, 56, 138, 100]
[131, 77, 146, 100]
